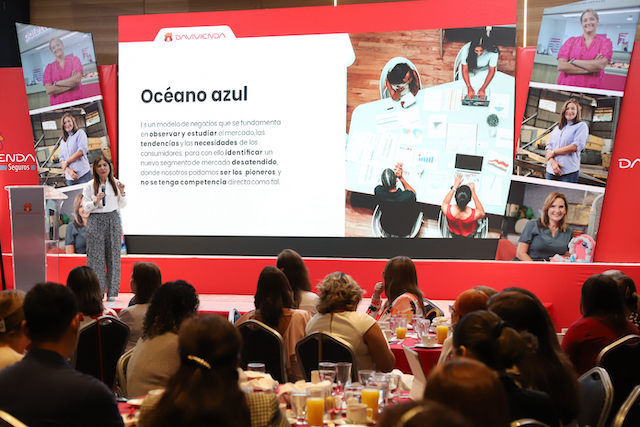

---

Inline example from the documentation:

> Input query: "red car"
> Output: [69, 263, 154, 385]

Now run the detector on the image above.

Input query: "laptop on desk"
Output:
[454, 153, 483, 184]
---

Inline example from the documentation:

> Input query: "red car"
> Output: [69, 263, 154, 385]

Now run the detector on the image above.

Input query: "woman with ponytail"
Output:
[452, 310, 559, 427]
[140, 315, 288, 427]
[236, 266, 310, 381]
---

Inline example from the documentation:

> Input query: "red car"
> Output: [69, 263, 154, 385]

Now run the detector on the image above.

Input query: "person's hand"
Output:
[60, 160, 67, 170]
[545, 149, 554, 161]
[71, 71, 82, 83]
[394, 163, 403, 178]
[551, 160, 563, 176]
[391, 89, 402, 101]
[69, 169, 79, 180]
[453, 174, 463, 189]
[373, 282, 385, 298]
[477, 88, 486, 99]
[467, 87, 475, 98]
[468, 182, 475, 192]
[117, 181, 126, 195]
[94, 191, 105, 206]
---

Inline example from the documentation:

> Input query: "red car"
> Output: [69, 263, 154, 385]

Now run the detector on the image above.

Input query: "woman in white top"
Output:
[306, 272, 395, 372]
[276, 249, 319, 315]
[460, 35, 500, 99]
[82, 155, 126, 301]
[0, 291, 29, 370]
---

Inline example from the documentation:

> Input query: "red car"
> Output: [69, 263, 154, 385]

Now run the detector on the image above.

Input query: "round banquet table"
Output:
[389, 337, 442, 375]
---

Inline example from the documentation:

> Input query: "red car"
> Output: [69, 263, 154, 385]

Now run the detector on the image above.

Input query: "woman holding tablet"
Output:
[545, 99, 588, 183]
[516, 192, 573, 262]
[82, 155, 126, 300]
[557, 9, 612, 89]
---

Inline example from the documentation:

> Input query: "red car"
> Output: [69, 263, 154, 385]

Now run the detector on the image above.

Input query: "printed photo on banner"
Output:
[344, 26, 515, 243]
[531, 0, 639, 94]
[500, 177, 604, 262]
[15, 23, 103, 112]
[29, 100, 112, 187]
[516, 86, 619, 187]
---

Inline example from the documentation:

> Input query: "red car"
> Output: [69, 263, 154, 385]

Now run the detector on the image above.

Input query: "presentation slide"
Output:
[118, 1, 517, 256]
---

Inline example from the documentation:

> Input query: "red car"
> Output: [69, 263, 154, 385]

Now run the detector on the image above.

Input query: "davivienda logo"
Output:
[154, 26, 236, 43]
[0, 134, 37, 173]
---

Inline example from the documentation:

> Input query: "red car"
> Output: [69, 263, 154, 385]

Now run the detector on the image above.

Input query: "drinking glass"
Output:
[247, 362, 266, 373]
[358, 369, 374, 385]
[291, 388, 308, 424]
[361, 386, 380, 420]
[318, 361, 336, 383]
[414, 318, 431, 340]
[436, 324, 449, 344]
[344, 383, 363, 406]
[391, 316, 408, 340]
[335, 362, 352, 390]
[367, 372, 390, 407]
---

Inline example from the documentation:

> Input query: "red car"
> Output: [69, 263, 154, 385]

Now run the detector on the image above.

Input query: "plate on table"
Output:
[413, 343, 443, 349]
[126, 398, 144, 407]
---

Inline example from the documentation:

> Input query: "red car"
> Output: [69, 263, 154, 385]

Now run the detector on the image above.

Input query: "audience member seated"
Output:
[562, 274, 639, 375]
[236, 266, 311, 381]
[378, 400, 470, 427]
[118, 262, 162, 351]
[0, 290, 29, 370]
[453, 310, 559, 426]
[127, 280, 199, 397]
[0, 283, 123, 426]
[139, 315, 289, 427]
[438, 289, 489, 364]
[368, 256, 442, 321]
[277, 249, 319, 315]
[424, 358, 510, 427]
[604, 269, 640, 329]
[489, 288, 580, 424]
[66, 266, 116, 329]
[306, 272, 395, 372]
[474, 285, 498, 298]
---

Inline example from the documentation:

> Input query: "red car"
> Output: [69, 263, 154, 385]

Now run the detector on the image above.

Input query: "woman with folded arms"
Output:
[306, 272, 395, 372]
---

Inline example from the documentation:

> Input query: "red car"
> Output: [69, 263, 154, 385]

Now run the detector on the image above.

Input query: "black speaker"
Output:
[0, 0, 29, 67]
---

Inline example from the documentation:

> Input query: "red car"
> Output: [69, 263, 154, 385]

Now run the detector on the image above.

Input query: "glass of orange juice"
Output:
[306, 397, 325, 426]
[436, 324, 449, 344]
[361, 387, 380, 420]
[391, 315, 408, 340]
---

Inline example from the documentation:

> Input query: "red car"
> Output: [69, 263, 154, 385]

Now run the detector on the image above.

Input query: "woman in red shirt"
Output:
[441, 175, 485, 238]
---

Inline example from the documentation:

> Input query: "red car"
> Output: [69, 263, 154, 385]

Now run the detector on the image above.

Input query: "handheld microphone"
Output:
[101, 185, 106, 206]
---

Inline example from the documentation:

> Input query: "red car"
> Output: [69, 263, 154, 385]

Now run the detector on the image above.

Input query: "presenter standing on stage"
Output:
[82, 155, 126, 301]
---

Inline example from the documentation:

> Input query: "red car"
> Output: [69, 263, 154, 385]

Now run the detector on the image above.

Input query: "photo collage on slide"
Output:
[15, 23, 112, 189]
[507, 0, 640, 261]
[345, 25, 516, 242]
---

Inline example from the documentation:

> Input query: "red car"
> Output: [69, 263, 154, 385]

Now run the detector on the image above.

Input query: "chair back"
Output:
[596, 334, 640, 420]
[296, 332, 359, 383]
[372, 205, 423, 238]
[612, 385, 640, 427]
[453, 42, 470, 81]
[237, 319, 288, 383]
[71, 315, 130, 390]
[509, 419, 550, 427]
[0, 411, 28, 427]
[577, 367, 614, 427]
[379, 57, 422, 99]
[115, 348, 134, 398]
[439, 209, 487, 238]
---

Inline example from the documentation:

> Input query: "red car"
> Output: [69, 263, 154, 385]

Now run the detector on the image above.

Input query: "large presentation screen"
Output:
[118, 0, 517, 257]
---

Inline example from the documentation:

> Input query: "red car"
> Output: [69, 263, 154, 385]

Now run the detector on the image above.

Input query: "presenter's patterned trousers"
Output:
[87, 210, 121, 298]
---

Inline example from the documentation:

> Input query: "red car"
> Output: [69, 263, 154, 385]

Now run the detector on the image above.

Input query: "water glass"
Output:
[414, 318, 431, 340]
[318, 361, 336, 383]
[247, 362, 266, 373]
[344, 383, 363, 406]
[290, 388, 308, 423]
[335, 362, 352, 390]
[367, 372, 390, 406]
[358, 369, 374, 385]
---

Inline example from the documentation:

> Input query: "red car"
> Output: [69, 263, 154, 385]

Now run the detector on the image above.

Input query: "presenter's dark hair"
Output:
[381, 168, 397, 190]
[66, 266, 105, 316]
[387, 62, 412, 85]
[91, 155, 119, 197]
[467, 35, 499, 73]
[139, 315, 250, 427]
[254, 266, 294, 329]
[132, 262, 162, 304]
[142, 280, 199, 339]
[455, 185, 472, 210]
[24, 282, 78, 343]
[276, 249, 312, 308]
